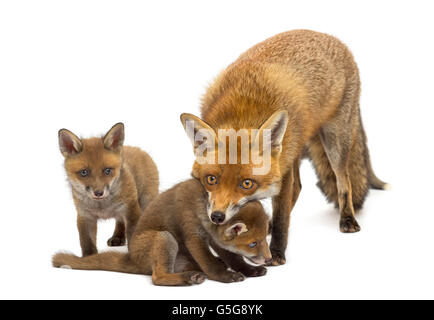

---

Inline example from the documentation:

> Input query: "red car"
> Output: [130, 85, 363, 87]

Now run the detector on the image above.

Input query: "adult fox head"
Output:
[180, 110, 288, 224]
[58, 123, 124, 201]
[216, 201, 272, 265]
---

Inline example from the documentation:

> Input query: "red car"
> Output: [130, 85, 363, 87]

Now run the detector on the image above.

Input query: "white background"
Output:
[1, 0, 433, 299]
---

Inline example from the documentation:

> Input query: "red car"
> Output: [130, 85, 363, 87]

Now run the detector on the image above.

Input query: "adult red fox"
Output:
[180, 30, 387, 265]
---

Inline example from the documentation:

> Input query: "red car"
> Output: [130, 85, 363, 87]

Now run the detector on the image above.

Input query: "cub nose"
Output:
[94, 190, 104, 197]
[210, 211, 225, 224]
[265, 258, 273, 265]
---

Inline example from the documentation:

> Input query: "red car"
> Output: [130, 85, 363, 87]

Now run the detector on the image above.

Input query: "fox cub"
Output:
[58, 123, 159, 256]
[53, 179, 272, 286]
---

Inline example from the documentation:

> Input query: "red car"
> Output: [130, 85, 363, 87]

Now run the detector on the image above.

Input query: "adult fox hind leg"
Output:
[307, 135, 338, 205]
[269, 160, 302, 265]
[308, 117, 387, 213]
[319, 77, 365, 233]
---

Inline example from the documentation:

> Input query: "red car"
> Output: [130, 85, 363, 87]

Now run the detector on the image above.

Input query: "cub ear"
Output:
[180, 113, 217, 153]
[225, 222, 248, 238]
[103, 123, 124, 151]
[255, 110, 288, 154]
[58, 129, 83, 157]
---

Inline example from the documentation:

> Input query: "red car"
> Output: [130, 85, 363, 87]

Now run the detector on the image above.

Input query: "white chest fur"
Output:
[76, 196, 128, 221]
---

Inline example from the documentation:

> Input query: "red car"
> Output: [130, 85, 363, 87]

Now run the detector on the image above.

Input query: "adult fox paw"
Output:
[268, 252, 286, 266]
[339, 216, 361, 233]
[107, 236, 126, 247]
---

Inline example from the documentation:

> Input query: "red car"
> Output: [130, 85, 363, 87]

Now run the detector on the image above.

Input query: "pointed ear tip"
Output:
[180, 113, 195, 121]
[58, 129, 74, 139]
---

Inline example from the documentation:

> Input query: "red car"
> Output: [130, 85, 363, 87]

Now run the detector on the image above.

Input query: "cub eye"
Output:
[248, 242, 257, 248]
[103, 168, 112, 176]
[79, 169, 89, 177]
[206, 175, 218, 185]
[241, 179, 255, 190]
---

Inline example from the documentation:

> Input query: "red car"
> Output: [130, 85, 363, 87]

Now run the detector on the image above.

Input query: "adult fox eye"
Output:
[206, 175, 218, 185]
[104, 168, 112, 175]
[241, 179, 255, 190]
[79, 169, 89, 177]
[249, 242, 257, 248]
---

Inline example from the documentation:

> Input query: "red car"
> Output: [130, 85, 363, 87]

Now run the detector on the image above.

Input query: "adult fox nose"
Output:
[211, 211, 225, 224]
[94, 190, 104, 198]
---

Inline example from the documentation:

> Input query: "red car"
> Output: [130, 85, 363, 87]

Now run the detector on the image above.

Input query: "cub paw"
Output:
[339, 216, 361, 233]
[187, 272, 207, 285]
[215, 271, 246, 283]
[242, 266, 267, 277]
[107, 236, 126, 247]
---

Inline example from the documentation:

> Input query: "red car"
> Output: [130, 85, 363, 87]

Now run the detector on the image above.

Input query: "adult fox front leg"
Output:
[270, 160, 302, 265]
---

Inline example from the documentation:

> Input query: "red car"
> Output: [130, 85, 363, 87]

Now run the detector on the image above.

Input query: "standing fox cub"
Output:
[180, 30, 387, 265]
[53, 179, 272, 286]
[58, 123, 159, 256]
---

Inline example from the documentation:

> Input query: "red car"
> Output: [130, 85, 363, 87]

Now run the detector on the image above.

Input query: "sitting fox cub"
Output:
[58, 123, 159, 256]
[53, 179, 272, 286]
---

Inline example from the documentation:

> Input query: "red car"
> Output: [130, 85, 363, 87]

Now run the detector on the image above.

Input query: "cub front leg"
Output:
[125, 202, 142, 244]
[77, 215, 97, 257]
[185, 236, 245, 283]
[211, 244, 267, 277]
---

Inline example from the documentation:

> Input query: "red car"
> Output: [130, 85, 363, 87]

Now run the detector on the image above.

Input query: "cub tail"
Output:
[52, 251, 143, 275]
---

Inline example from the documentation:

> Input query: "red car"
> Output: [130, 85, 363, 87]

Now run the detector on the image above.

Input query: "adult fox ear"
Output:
[225, 222, 248, 239]
[103, 123, 124, 151]
[180, 113, 217, 153]
[255, 110, 288, 154]
[58, 129, 83, 157]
